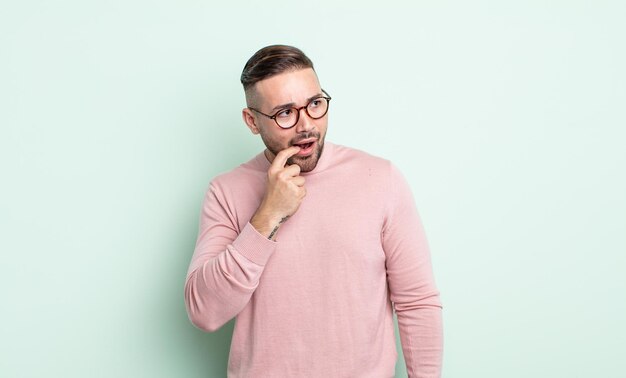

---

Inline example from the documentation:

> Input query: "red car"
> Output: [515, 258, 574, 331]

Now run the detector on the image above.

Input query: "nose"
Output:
[295, 107, 315, 133]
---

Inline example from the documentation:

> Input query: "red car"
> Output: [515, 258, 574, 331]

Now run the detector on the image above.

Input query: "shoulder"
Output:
[205, 153, 267, 198]
[328, 142, 396, 176]
[330, 143, 416, 197]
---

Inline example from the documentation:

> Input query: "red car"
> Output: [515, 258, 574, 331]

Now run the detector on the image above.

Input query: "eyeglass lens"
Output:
[275, 97, 329, 128]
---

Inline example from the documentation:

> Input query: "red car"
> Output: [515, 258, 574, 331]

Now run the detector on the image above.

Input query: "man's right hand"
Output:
[250, 146, 306, 240]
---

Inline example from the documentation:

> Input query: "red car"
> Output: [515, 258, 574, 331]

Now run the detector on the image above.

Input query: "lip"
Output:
[293, 138, 317, 146]
[293, 139, 317, 157]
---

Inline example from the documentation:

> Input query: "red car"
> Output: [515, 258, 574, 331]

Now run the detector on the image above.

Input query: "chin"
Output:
[292, 145, 323, 172]
[295, 159, 317, 172]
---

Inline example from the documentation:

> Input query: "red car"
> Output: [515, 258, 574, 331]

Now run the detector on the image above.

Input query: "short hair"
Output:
[240, 45, 314, 91]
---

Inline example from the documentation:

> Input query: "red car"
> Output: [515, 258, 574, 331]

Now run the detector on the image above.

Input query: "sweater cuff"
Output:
[231, 222, 277, 266]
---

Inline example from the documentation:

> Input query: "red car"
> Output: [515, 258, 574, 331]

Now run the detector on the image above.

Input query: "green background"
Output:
[2, 1, 625, 377]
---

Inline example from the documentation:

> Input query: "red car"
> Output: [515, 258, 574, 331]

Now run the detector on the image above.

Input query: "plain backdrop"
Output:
[1, 1, 625, 377]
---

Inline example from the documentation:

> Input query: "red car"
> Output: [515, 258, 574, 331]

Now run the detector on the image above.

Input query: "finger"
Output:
[272, 146, 301, 170]
[282, 163, 301, 177]
[291, 176, 305, 187]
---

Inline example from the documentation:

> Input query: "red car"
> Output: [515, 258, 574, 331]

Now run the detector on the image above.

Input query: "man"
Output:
[184, 45, 443, 378]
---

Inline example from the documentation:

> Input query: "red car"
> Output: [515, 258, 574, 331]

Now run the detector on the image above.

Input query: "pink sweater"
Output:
[184, 142, 443, 377]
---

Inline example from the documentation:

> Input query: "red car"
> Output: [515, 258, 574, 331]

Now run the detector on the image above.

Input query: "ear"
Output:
[242, 108, 260, 135]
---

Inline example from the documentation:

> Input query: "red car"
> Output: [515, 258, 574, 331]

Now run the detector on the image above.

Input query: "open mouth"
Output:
[293, 140, 316, 156]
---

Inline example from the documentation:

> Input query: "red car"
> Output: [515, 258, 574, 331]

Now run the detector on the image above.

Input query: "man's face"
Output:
[242, 68, 328, 172]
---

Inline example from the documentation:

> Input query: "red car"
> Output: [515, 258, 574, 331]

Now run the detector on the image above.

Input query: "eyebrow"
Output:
[270, 92, 323, 113]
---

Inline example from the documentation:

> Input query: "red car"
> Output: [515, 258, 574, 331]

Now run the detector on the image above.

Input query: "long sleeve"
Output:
[382, 163, 444, 378]
[184, 182, 276, 332]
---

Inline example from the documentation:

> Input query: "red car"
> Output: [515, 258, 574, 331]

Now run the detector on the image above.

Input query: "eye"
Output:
[309, 99, 322, 108]
[276, 108, 293, 118]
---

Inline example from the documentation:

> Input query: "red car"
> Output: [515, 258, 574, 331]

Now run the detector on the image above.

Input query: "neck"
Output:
[263, 149, 275, 164]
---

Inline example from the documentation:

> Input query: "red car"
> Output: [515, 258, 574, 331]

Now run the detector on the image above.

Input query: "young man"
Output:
[184, 45, 443, 378]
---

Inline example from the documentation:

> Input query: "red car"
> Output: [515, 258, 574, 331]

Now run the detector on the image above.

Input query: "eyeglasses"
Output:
[248, 89, 332, 129]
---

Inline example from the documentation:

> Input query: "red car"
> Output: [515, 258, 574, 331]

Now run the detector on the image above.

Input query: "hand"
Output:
[250, 146, 306, 239]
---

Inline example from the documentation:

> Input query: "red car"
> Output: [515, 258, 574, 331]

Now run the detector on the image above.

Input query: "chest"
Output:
[264, 176, 388, 282]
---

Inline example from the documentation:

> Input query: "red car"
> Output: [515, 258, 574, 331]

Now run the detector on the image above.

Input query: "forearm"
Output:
[397, 304, 444, 378]
[250, 209, 290, 241]
[184, 222, 276, 332]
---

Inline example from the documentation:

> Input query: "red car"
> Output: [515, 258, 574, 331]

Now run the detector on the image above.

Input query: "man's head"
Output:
[241, 45, 329, 172]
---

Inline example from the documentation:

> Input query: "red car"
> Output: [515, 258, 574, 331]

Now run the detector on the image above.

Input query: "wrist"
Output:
[250, 209, 286, 240]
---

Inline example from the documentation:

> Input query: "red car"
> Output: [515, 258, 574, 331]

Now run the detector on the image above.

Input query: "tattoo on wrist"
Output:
[268, 216, 290, 240]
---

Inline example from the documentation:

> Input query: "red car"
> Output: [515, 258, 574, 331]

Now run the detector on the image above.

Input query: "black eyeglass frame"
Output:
[248, 89, 332, 129]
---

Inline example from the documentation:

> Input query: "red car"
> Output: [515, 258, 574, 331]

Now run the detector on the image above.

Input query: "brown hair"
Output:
[240, 45, 314, 91]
